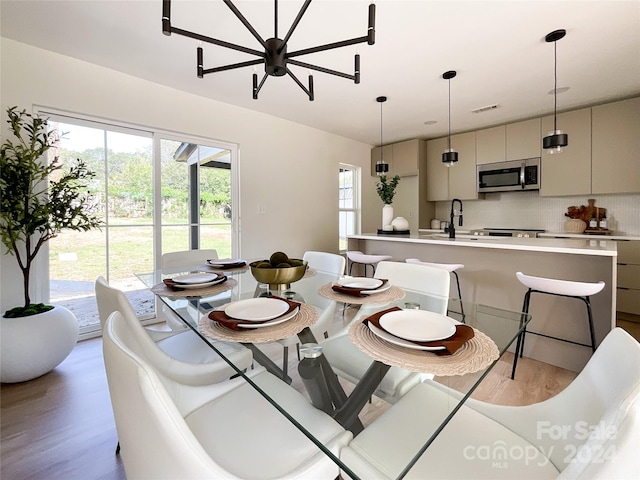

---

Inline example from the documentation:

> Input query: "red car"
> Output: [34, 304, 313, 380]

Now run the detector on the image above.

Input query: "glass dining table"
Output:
[139, 261, 530, 480]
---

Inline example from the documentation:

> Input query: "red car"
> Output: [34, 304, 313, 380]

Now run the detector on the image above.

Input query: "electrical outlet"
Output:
[257, 203, 267, 215]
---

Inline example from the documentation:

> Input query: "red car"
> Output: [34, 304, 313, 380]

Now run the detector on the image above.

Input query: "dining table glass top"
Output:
[139, 261, 530, 480]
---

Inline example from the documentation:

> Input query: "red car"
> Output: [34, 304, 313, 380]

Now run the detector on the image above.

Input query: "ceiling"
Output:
[1, 0, 639, 145]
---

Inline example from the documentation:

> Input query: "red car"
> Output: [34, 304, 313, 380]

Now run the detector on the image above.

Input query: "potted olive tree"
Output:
[0, 107, 102, 383]
[376, 174, 400, 229]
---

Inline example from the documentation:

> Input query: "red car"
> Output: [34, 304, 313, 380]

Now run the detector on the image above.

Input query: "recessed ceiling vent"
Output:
[471, 104, 500, 114]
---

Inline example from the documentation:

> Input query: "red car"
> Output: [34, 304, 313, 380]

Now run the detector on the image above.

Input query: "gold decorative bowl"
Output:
[249, 260, 308, 290]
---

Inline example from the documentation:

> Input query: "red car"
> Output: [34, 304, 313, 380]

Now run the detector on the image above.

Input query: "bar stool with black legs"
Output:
[346, 251, 392, 277]
[511, 271, 605, 380]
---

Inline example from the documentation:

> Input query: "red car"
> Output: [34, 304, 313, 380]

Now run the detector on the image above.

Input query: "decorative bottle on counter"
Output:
[599, 212, 607, 230]
[589, 213, 598, 229]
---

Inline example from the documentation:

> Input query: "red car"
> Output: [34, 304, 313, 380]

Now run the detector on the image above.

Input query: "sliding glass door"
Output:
[46, 114, 236, 336]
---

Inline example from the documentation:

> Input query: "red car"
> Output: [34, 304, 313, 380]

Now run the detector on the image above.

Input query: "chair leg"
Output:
[511, 289, 532, 380]
[296, 343, 301, 361]
[584, 296, 597, 352]
[452, 271, 465, 322]
[115, 441, 120, 455]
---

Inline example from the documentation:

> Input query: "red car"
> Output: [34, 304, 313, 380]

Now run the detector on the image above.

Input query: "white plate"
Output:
[360, 283, 392, 295]
[208, 258, 245, 266]
[367, 323, 445, 351]
[173, 277, 226, 290]
[236, 307, 299, 329]
[172, 272, 219, 285]
[337, 277, 383, 289]
[224, 297, 290, 322]
[379, 310, 456, 342]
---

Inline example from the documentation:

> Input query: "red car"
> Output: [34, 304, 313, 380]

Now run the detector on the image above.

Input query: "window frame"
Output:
[338, 164, 361, 252]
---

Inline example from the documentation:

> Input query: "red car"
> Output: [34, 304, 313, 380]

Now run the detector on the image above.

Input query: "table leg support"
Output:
[242, 343, 293, 385]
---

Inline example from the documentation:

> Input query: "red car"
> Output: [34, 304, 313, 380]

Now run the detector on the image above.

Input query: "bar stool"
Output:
[405, 259, 465, 320]
[346, 251, 392, 277]
[511, 271, 605, 380]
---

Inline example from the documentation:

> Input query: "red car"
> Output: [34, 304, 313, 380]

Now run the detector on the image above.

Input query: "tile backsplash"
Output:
[434, 192, 640, 235]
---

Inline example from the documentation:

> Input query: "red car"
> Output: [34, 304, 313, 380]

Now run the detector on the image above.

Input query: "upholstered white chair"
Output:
[340, 327, 640, 479]
[103, 310, 352, 479]
[276, 251, 346, 378]
[158, 248, 220, 329]
[320, 261, 451, 404]
[95, 276, 252, 380]
[405, 258, 465, 319]
[511, 271, 605, 379]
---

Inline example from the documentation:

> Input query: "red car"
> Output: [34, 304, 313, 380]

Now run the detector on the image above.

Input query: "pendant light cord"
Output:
[380, 99, 383, 164]
[553, 40, 558, 131]
[447, 78, 452, 150]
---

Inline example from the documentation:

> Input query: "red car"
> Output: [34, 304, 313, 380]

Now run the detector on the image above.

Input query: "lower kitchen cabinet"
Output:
[617, 240, 640, 319]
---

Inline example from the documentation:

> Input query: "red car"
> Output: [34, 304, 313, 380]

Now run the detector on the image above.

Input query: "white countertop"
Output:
[349, 232, 617, 257]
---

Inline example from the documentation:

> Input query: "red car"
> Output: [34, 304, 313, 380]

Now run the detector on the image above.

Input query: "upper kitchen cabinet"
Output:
[592, 97, 640, 194]
[426, 132, 478, 201]
[476, 125, 505, 165]
[540, 108, 592, 197]
[448, 132, 479, 200]
[426, 137, 448, 201]
[370, 139, 422, 177]
[506, 118, 541, 160]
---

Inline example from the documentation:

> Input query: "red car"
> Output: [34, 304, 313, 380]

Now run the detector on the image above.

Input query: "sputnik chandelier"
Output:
[162, 0, 377, 101]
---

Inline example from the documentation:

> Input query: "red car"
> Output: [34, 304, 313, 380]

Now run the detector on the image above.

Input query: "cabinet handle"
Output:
[617, 287, 631, 291]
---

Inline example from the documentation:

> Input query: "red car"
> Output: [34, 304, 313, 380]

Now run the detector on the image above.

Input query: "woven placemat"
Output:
[198, 302, 317, 343]
[318, 282, 405, 305]
[151, 277, 237, 297]
[349, 321, 499, 377]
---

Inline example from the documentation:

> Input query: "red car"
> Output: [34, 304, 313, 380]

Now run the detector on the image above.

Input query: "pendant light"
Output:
[543, 29, 568, 154]
[375, 96, 389, 175]
[442, 70, 458, 166]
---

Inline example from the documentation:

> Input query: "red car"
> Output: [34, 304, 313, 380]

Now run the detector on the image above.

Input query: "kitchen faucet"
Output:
[448, 198, 463, 239]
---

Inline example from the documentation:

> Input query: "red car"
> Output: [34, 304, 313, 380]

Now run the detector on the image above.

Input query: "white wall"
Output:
[0, 38, 378, 312]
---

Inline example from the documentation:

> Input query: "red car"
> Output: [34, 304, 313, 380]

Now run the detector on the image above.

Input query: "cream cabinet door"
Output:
[448, 132, 479, 200]
[592, 97, 640, 194]
[476, 125, 506, 165]
[392, 139, 420, 177]
[540, 108, 592, 197]
[426, 137, 449, 201]
[507, 118, 541, 160]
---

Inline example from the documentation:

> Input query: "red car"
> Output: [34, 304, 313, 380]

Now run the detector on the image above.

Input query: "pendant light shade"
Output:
[375, 96, 389, 175]
[442, 70, 458, 166]
[543, 29, 568, 154]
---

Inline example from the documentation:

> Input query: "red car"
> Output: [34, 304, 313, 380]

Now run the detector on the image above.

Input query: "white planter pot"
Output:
[382, 204, 394, 228]
[0, 305, 79, 383]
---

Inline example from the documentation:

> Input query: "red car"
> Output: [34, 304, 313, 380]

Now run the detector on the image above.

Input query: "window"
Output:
[338, 165, 360, 251]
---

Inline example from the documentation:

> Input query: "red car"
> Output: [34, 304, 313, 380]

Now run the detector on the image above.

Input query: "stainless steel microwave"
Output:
[477, 158, 540, 193]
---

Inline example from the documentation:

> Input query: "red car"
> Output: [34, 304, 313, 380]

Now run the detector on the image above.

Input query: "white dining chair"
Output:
[339, 327, 640, 479]
[158, 249, 220, 329]
[405, 258, 465, 319]
[103, 310, 352, 480]
[95, 276, 252, 379]
[320, 261, 451, 404]
[276, 251, 346, 378]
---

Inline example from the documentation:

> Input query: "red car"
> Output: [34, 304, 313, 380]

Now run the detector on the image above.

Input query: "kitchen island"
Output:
[347, 233, 617, 372]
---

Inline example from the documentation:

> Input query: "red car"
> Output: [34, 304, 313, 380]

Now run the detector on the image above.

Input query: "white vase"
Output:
[0, 305, 79, 383]
[382, 204, 394, 228]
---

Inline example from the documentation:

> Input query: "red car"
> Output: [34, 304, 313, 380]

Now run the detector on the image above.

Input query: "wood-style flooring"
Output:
[2, 309, 638, 480]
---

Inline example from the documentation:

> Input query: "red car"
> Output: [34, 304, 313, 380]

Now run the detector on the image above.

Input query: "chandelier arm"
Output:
[287, 36, 369, 58]
[253, 72, 269, 99]
[288, 59, 355, 81]
[278, 0, 313, 54]
[286, 68, 314, 101]
[170, 26, 264, 57]
[223, 0, 268, 50]
[202, 58, 265, 76]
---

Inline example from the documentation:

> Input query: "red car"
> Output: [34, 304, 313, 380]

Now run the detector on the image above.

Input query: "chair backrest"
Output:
[95, 275, 139, 330]
[161, 249, 219, 272]
[303, 251, 346, 276]
[374, 261, 450, 315]
[102, 312, 227, 479]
